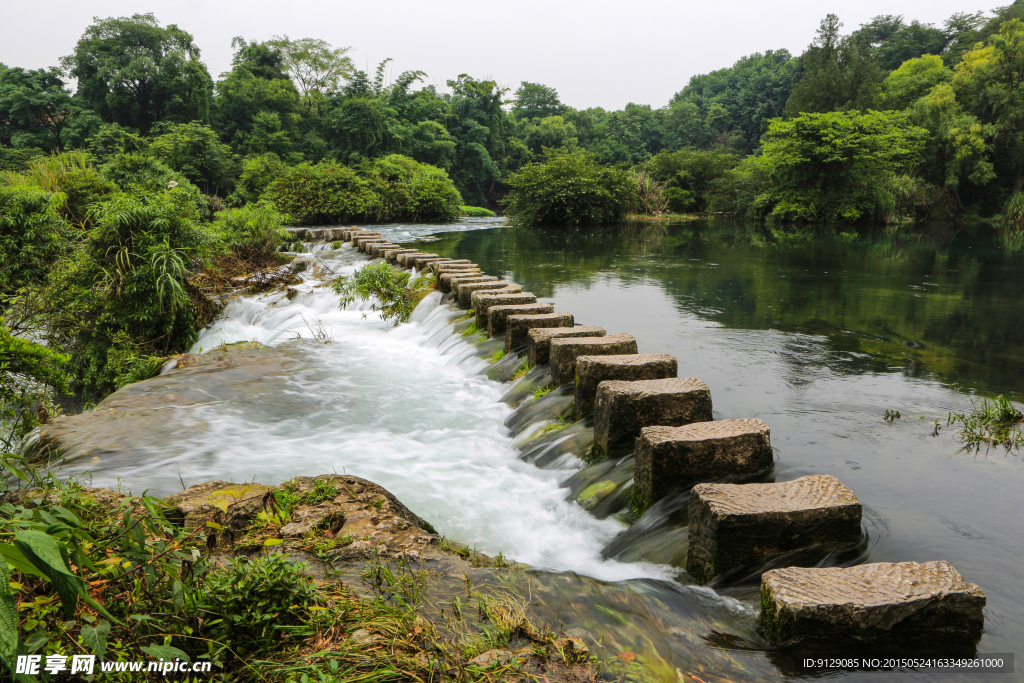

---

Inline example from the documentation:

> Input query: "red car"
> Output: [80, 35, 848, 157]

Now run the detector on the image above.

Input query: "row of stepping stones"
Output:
[337, 228, 987, 649]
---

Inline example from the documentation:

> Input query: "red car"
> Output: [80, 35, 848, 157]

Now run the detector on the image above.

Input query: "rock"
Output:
[472, 292, 539, 329]
[368, 243, 400, 257]
[549, 334, 638, 386]
[468, 649, 515, 668]
[397, 252, 437, 267]
[686, 473, 860, 583]
[163, 481, 274, 529]
[759, 561, 986, 646]
[457, 282, 516, 308]
[384, 249, 418, 264]
[409, 254, 450, 270]
[574, 353, 677, 417]
[593, 378, 712, 460]
[290, 258, 312, 273]
[504, 312, 574, 352]
[350, 629, 382, 645]
[429, 259, 473, 273]
[489, 304, 557, 338]
[352, 235, 384, 251]
[633, 416, 769, 502]
[441, 273, 494, 294]
[526, 325, 605, 366]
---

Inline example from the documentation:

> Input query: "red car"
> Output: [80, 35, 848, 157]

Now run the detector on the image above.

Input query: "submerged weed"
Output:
[948, 394, 1024, 451]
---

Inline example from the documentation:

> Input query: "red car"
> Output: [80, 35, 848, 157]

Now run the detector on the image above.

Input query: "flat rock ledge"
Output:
[506, 313, 574, 352]
[593, 378, 713, 460]
[686, 473, 861, 583]
[472, 292, 538, 329]
[527, 326, 606, 366]
[574, 353, 677, 417]
[759, 561, 986, 646]
[549, 334, 638, 386]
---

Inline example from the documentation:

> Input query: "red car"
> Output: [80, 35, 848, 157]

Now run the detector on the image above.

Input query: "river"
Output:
[56, 217, 1023, 681]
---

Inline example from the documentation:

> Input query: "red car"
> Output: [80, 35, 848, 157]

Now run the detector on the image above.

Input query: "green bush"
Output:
[230, 152, 288, 206]
[334, 261, 435, 325]
[461, 205, 496, 217]
[39, 189, 210, 399]
[263, 155, 462, 225]
[4, 151, 117, 226]
[643, 148, 740, 213]
[0, 185, 72, 295]
[100, 152, 209, 218]
[0, 320, 69, 450]
[211, 203, 288, 262]
[501, 149, 638, 227]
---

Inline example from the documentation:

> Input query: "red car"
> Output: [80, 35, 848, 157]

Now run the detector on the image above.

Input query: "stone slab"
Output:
[549, 334, 638, 386]
[594, 378, 712, 459]
[352, 235, 384, 249]
[574, 353, 677, 417]
[357, 239, 388, 253]
[489, 304, 557, 338]
[505, 313, 574, 352]
[441, 274, 495, 294]
[384, 249, 418, 263]
[408, 254, 450, 270]
[368, 243, 400, 257]
[527, 326, 605, 366]
[429, 260, 472, 273]
[759, 561, 986, 646]
[397, 252, 436, 267]
[457, 281, 511, 308]
[686, 473, 860, 583]
[472, 293, 538, 329]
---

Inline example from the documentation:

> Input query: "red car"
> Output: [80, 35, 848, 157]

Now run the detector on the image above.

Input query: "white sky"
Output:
[0, 0, 991, 111]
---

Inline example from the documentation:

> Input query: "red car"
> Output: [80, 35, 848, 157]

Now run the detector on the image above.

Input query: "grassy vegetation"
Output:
[460, 206, 496, 218]
[947, 394, 1024, 451]
[334, 262, 436, 326]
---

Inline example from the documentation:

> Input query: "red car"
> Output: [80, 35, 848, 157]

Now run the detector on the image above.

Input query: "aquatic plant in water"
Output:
[947, 394, 1024, 451]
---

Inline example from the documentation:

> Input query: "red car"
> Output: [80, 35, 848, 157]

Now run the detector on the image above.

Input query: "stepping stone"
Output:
[409, 255, 450, 270]
[352, 235, 384, 250]
[439, 272, 489, 293]
[357, 239, 388, 253]
[397, 252, 436, 267]
[594, 378, 712, 459]
[430, 260, 474, 274]
[505, 313, 574, 352]
[574, 353, 677, 417]
[759, 561, 986, 646]
[384, 249, 417, 264]
[490, 304, 556, 337]
[368, 243, 400, 257]
[472, 293, 538, 329]
[686, 473, 859, 583]
[458, 281, 513, 308]
[527, 326, 605, 366]
[549, 334, 638, 386]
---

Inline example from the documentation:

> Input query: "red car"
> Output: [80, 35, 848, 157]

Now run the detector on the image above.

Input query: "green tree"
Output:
[882, 55, 953, 110]
[446, 75, 509, 205]
[0, 67, 75, 150]
[785, 15, 884, 115]
[0, 186, 71, 295]
[230, 153, 288, 205]
[501, 149, 638, 227]
[62, 14, 213, 132]
[268, 36, 354, 112]
[755, 110, 928, 222]
[149, 121, 238, 195]
[643, 148, 740, 212]
[510, 82, 564, 120]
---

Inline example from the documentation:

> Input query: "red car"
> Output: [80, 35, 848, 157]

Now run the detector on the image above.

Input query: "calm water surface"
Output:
[404, 218, 1024, 679]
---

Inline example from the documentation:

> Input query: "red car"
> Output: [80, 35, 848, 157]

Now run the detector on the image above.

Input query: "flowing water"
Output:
[55, 217, 1024, 681]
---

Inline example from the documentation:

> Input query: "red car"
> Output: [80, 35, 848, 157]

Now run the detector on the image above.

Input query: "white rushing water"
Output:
[181, 245, 668, 583]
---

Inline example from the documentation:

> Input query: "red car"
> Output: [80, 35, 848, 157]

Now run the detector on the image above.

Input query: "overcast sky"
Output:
[0, 0, 991, 111]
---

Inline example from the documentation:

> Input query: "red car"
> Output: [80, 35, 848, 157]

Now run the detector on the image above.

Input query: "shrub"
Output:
[100, 152, 209, 218]
[501, 149, 638, 227]
[369, 154, 462, 222]
[211, 203, 288, 263]
[461, 205, 495, 217]
[0, 185, 71, 295]
[334, 261, 435, 325]
[263, 162, 381, 224]
[3, 151, 117, 226]
[643, 148, 740, 213]
[230, 152, 288, 206]
[38, 189, 210, 399]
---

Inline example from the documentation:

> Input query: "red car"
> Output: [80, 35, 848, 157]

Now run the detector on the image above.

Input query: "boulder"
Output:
[686, 473, 860, 583]
[549, 334, 638, 386]
[759, 561, 986, 646]
[527, 326, 605, 366]
[574, 353, 677, 417]
[505, 313, 574, 352]
[472, 292, 538, 329]
[593, 378, 712, 459]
